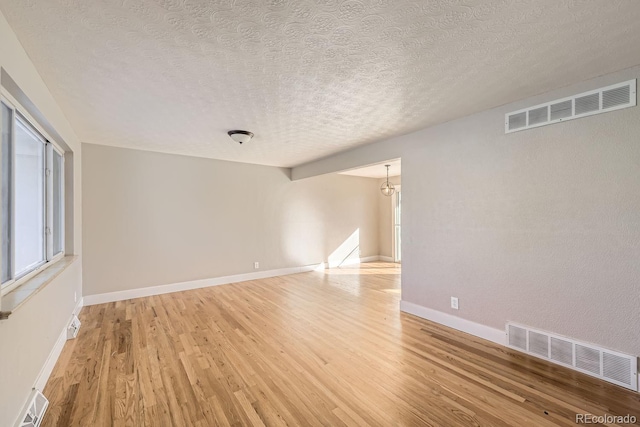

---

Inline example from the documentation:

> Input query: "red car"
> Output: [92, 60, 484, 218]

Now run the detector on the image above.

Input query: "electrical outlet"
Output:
[451, 297, 459, 310]
[254, 262, 259, 269]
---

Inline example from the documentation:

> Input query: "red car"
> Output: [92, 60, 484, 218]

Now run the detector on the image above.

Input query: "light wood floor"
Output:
[43, 262, 639, 426]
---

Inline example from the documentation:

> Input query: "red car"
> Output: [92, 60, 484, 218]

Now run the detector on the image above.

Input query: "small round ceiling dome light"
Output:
[228, 130, 254, 144]
[380, 164, 395, 196]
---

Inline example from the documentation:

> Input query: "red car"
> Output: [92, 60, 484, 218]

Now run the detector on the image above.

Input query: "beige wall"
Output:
[0, 9, 82, 426]
[378, 176, 401, 259]
[293, 66, 640, 356]
[82, 144, 379, 296]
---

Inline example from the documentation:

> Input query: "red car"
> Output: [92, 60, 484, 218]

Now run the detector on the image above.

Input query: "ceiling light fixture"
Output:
[228, 130, 254, 144]
[380, 164, 395, 196]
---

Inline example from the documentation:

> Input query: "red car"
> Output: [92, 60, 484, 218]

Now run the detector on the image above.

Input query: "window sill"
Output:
[0, 255, 78, 319]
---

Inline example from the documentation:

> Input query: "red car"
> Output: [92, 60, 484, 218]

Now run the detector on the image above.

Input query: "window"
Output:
[1, 103, 12, 283]
[52, 149, 64, 255]
[14, 116, 46, 277]
[1, 99, 65, 294]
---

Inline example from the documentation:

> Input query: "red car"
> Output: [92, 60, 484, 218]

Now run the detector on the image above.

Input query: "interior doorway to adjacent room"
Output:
[393, 186, 401, 263]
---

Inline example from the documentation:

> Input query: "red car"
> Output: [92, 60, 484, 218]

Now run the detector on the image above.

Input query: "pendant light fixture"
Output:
[380, 164, 395, 196]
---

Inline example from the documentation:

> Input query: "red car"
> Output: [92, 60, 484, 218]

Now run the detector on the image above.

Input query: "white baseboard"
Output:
[83, 264, 326, 306]
[328, 255, 396, 268]
[85, 256, 394, 306]
[400, 300, 505, 345]
[33, 297, 84, 391]
[330, 255, 381, 268]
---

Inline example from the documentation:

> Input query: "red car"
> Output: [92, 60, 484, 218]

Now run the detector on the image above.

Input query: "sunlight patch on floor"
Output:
[322, 262, 400, 276]
[322, 268, 399, 275]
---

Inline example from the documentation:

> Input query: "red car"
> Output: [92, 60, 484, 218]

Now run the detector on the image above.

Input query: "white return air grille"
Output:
[16, 389, 48, 427]
[67, 315, 81, 340]
[506, 323, 638, 391]
[505, 79, 636, 133]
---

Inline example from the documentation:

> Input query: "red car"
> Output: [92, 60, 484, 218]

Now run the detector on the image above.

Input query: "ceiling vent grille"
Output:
[505, 79, 636, 133]
[506, 322, 638, 391]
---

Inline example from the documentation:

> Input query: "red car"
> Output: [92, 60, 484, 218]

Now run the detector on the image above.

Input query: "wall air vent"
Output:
[507, 112, 527, 131]
[506, 322, 638, 391]
[505, 79, 636, 133]
[508, 324, 527, 350]
[16, 389, 48, 427]
[67, 315, 81, 340]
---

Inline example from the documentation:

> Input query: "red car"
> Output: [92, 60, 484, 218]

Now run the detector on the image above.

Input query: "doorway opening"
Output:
[393, 185, 401, 263]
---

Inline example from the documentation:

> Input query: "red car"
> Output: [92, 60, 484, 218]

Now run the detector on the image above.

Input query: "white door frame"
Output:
[392, 185, 401, 263]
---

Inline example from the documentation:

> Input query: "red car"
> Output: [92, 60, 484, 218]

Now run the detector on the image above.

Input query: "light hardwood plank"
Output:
[42, 263, 640, 426]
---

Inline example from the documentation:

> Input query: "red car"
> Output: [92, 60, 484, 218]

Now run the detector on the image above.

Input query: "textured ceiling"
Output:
[1, 1, 640, 167]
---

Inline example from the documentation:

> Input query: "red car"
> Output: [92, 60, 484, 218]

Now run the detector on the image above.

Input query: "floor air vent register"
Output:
[17, 389, 49, 427]
[507, 323, 638, 391]
[67, 315, 81, 340]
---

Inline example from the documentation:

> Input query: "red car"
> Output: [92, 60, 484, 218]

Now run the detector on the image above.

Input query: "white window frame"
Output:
[1, 92, 65, 296]
[50, 144, 65, 258]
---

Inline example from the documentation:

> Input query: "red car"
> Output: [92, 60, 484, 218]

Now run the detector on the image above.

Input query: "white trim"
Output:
[1, 91, 58, 148]
[400, 300, 505, 345]
[85, 257, 393, 306]
[392, 185, 401, 263]
[33, 297, 83, 391]
[330, 255, 380, 268]
[2, 253, 66, 297]
[84, 264, 324, 305]
[52, 147, 65, 257]
[1, 95, 66, 296]
[379, 256, 395, 262]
